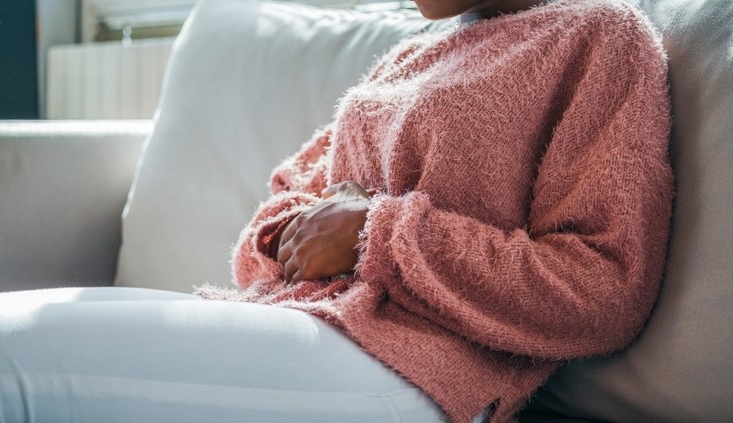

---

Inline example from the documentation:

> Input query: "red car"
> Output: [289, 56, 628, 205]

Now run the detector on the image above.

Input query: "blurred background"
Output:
[0, 0, 415, 120]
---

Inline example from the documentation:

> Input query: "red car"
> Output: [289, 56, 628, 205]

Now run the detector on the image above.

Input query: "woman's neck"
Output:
[460, 0, 552, 23]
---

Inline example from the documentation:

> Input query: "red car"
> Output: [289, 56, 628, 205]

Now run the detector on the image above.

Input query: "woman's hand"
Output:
[277, 181, 373, 284]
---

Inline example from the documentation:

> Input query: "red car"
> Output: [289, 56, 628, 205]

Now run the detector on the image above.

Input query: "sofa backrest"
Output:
[528, 0, 733, 422]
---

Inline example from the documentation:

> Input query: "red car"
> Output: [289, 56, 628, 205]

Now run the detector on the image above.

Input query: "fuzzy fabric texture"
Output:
[196, 0, 674, 421]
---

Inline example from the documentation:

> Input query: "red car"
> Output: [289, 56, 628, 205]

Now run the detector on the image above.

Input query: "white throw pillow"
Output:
[115, 0, 450, 292]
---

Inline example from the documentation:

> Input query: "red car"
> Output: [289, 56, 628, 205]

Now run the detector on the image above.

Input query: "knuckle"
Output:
[293, 213, 306, 226]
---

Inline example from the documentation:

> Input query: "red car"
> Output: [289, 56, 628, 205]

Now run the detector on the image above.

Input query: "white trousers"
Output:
[0, 287, 446, 423]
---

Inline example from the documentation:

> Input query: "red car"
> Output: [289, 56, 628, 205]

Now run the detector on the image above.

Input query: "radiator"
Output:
[46, 38, 173, 120]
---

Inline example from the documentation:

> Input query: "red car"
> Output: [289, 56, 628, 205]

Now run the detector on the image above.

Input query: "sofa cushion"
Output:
[527, 0, 733, 421]
[115, 0, 450, 292]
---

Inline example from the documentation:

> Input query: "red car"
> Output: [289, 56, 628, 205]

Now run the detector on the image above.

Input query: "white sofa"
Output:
[1, 0, 731, 421]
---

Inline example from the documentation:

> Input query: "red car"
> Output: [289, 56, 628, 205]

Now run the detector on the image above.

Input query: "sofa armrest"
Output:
[0, 120, 150, 291]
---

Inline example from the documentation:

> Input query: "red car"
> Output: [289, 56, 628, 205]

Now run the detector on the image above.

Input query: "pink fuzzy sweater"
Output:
[200, 1, 673, 421]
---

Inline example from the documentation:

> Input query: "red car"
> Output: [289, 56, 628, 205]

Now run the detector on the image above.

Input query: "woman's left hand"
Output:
[277, 181, 373, 284]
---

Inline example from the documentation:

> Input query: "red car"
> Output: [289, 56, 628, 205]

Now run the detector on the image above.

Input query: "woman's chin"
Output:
[413, 2, 453, 20]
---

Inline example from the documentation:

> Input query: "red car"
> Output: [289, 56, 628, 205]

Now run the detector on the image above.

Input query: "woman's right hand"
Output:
[276, 181, 374, 284]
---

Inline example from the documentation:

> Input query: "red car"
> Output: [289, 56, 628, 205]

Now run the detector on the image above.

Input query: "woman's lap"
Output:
[0, 287, 443, 423]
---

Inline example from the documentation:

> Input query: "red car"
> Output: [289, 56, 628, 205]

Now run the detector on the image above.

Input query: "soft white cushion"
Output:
[115, 0, 450, 292]
[527, 0, 733, 421]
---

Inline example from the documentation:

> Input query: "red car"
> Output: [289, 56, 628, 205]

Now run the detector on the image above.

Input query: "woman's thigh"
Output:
[0, 287, 443, 423]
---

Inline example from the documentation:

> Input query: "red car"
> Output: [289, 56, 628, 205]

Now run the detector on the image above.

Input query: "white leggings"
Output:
[0, 287, 445, 423]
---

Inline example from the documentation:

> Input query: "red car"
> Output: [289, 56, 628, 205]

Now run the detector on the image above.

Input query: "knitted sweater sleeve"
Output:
[356, 30, 674, 361]
[231, 129, 331, 288]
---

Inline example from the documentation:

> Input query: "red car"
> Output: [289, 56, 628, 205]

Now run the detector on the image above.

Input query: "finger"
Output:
[291, 263, 317, 284]
[294, 253, 346, 284]
[324, 181, 371, 201]
[282, 257, 298, 285]
[343, 181, 371, 198]
[276, 241, 293, 267]
[321, 185, 336, 199]
[279, 219, 297, 248]
[291, 268, 303, 284]
[366, 188, 378, 196]
[289, 254, 313, 284]
[321, 182, 349, 199]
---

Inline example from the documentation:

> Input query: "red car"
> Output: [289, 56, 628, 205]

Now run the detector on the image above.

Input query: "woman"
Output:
[0, 0, 672, 422]
[206, 0, 674, 421]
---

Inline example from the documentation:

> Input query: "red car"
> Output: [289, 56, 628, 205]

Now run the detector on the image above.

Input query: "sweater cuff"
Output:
[356, 191, 432, 290]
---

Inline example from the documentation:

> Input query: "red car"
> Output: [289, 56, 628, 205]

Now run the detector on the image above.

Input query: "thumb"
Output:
[322, 181, 371, 200]
[321, 185, 338, 199]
